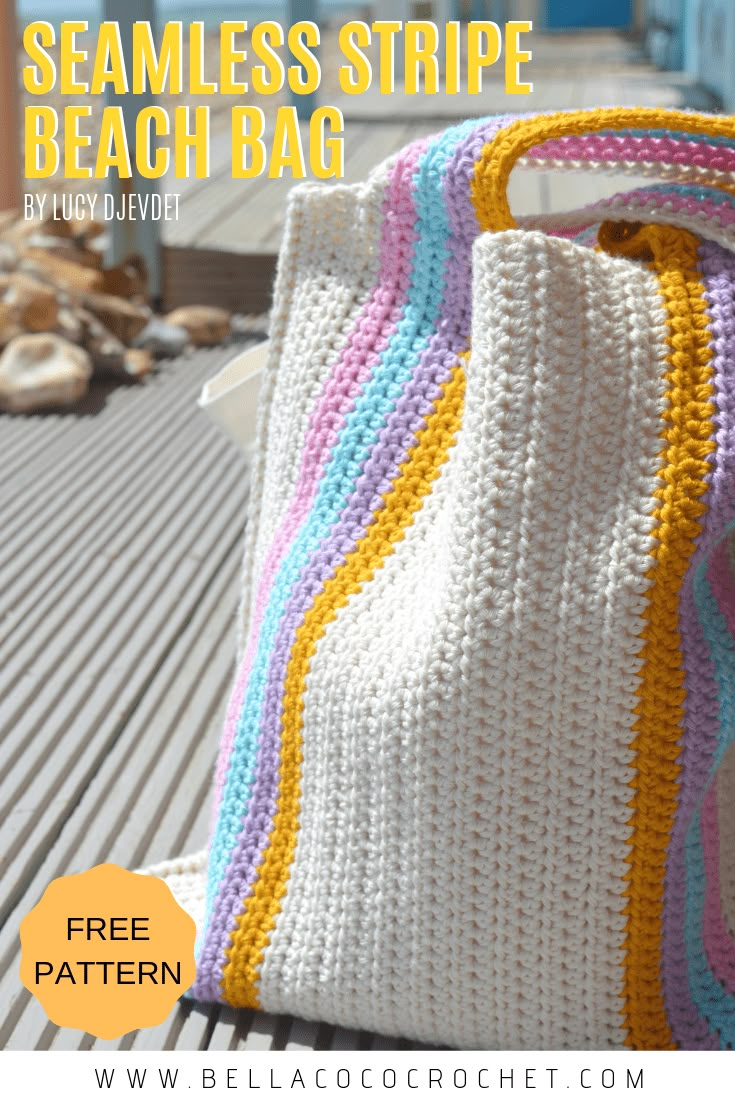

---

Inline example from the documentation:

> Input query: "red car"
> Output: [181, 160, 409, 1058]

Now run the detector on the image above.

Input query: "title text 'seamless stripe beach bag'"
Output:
[160, 107, 735, 1049]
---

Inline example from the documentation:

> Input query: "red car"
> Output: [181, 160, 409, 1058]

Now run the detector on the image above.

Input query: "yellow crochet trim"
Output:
[471, 108, 735, 234]
[600, 222, 715, 1049]
[221, 361, 466, 1008]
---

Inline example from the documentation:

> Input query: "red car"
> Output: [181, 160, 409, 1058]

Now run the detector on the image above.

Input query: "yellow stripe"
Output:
[599, 223, 716, 1049]
[221, 361, 466, 1007]
[470, 108, 735, 234]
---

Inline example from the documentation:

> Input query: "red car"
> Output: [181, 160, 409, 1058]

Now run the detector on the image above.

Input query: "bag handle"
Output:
[471, 108, 735, 234]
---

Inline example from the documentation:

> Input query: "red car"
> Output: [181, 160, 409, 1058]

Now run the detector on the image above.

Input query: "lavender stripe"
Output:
[212, 115, 515, 989]
[191, 137, 429, 1002]
[662, 241, 735, 1046]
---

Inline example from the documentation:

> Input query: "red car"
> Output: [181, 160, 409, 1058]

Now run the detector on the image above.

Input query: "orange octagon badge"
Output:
[19, 863, 196, 1039]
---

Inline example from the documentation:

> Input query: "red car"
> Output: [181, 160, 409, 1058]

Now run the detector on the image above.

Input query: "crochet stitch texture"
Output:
[162, 108, 735, 1049]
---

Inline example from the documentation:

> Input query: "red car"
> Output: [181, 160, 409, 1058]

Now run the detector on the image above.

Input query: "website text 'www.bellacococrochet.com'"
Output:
[2, 5, 735, 1099]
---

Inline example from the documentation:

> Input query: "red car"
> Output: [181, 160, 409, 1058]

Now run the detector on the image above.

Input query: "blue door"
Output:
[545, 0, 632, 27]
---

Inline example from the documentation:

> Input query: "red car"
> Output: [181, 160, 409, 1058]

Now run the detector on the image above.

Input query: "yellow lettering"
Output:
[174, 105, 209, 177]
[251, 21, 285, 94]
[231, 106, 266, 178]
[23, 22, 56, 94]
[287, 21, 320, 95]
[65, 106, 92, 177]
[189, 22, 217, 94]
[132, 21, 182, 95]
[404, 21, 438, 95]
[445, 21, 460, 94]
[220, 21, 248, 94]
[24, 106, 59, 177]
[310, 107, 343, 180]
[95, 106, 130, 177]
[136, 106, 170, 178]
[371, 21, 400, 94]
[269, 106, 304, 179]
[90, 22, 127, 94]
[338, 21, 371, 94]
[505, 20, 533, 94]
[59, 21, 88, 94]
[467, 21, 501, 95]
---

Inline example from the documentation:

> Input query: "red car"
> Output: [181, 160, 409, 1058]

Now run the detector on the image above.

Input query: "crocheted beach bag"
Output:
[167, 107, 735, 1049]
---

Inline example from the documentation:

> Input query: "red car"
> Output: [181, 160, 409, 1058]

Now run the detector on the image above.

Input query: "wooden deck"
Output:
[0, 325, 424, 1052]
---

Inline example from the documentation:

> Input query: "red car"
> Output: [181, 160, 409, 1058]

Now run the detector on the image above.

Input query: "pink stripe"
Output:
[625, 190, 735, 228]
[547, 225, 585, 239]
[530, 133, 735, 175]
[701, 778, 735, 993]
[209, 137, 429, 823]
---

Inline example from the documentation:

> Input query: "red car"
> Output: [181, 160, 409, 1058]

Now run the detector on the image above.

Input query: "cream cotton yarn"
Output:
[155, 108, 735, 1050]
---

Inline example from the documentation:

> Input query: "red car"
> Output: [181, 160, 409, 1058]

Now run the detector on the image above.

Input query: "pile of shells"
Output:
[0, 211, 232, 413]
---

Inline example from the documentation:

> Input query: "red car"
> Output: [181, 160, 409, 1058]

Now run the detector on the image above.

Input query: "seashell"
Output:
[0, 332, 92, 412]
[123, 348, 155, 378]
[20, 247, 104, 294]
[82, 291, 151, 345]
[164, 305, 231, 347]
[3, 272, 59, 332]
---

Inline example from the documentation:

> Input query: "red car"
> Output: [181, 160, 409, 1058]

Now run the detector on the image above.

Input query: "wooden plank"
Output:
[183, 117, 357, 254]
[2, 390, 143, 499]
[174, 1002, 219, 1050]
[208, 1006, 245, 1050]
[161, 128, 235, 205]
[127, 1001, 193, 1052]
[285, 1017, 322, 1051]
[370, 1031, 402, 1050]
[0, 0, 21, 212]
[162, 246, 277, 314]
[237, 1012, 282, 1051]
[2, 334, 389, 1050]
[331, 1027, 364, 1050]
[5, 998, 53, 1052]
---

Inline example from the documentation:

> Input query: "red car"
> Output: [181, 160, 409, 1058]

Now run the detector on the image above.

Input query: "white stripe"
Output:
[236, 173, 389, 658]
[258, 232, 669, 1048]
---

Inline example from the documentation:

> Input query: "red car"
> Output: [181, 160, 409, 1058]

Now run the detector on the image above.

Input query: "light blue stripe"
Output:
[637, 183, 735, 209]
[202, 115, 481, 937]
[685, 553, 735, 1044]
